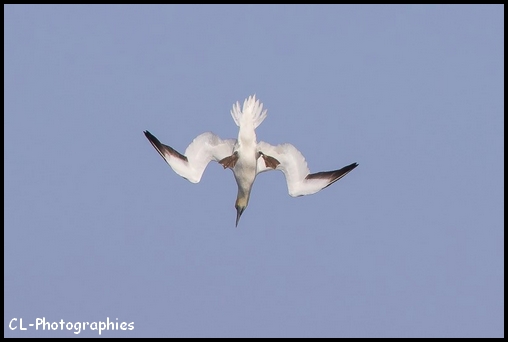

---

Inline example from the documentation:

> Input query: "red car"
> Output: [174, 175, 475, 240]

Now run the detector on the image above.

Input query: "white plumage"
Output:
[230, 95, 267, 129]
[144, 95, 358, 226]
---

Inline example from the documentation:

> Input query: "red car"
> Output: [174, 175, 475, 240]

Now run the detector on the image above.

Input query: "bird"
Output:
[144, 95, 358, 227]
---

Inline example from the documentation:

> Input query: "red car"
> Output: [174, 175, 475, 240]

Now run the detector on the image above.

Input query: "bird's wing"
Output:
[144, 130, 236, 183]
[256, 141, 358, 197]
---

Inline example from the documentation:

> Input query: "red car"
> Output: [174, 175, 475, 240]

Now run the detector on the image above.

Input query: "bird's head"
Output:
[234, 195, 249, 227]
[235, 204, 246, 227]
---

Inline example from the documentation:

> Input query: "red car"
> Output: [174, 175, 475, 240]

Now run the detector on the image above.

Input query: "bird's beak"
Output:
[235, 205, 245, 227]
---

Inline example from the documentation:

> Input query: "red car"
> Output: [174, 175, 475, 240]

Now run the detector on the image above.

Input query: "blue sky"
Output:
[4, 5, 503, 337]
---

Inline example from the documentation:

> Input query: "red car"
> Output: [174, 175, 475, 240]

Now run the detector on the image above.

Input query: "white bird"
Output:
[144, 95, 358, 226]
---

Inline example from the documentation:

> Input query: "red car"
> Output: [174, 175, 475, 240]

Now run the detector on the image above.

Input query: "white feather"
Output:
[144, 131, 235, 183]
[230, 94, 267, 129]
[256, 141, 330, 197]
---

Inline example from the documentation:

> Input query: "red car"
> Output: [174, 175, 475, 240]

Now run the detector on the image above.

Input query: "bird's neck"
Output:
[236, 187, 251, 208]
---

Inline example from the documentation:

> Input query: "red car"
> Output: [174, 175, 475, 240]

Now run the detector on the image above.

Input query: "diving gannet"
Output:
[144, 95, 358, 226]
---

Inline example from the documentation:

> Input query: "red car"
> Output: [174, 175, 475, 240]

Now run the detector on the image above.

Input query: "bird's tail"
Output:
[230, 95, 267, 129]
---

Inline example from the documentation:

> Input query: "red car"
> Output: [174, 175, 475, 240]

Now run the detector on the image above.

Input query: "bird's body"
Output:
[144, 95, 358, 226]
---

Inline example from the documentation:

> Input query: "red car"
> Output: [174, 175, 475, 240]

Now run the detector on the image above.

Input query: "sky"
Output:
[4, 4, 504, 338]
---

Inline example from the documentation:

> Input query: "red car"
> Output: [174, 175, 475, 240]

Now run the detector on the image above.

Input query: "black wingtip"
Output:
[144, 130, 154, 139]
[343, 162, 359, 172]
[143, 130, 188, 162]
[327, 162, 358, 187]
[305, 162, 358, 189]
[144, 130, 161, 147]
